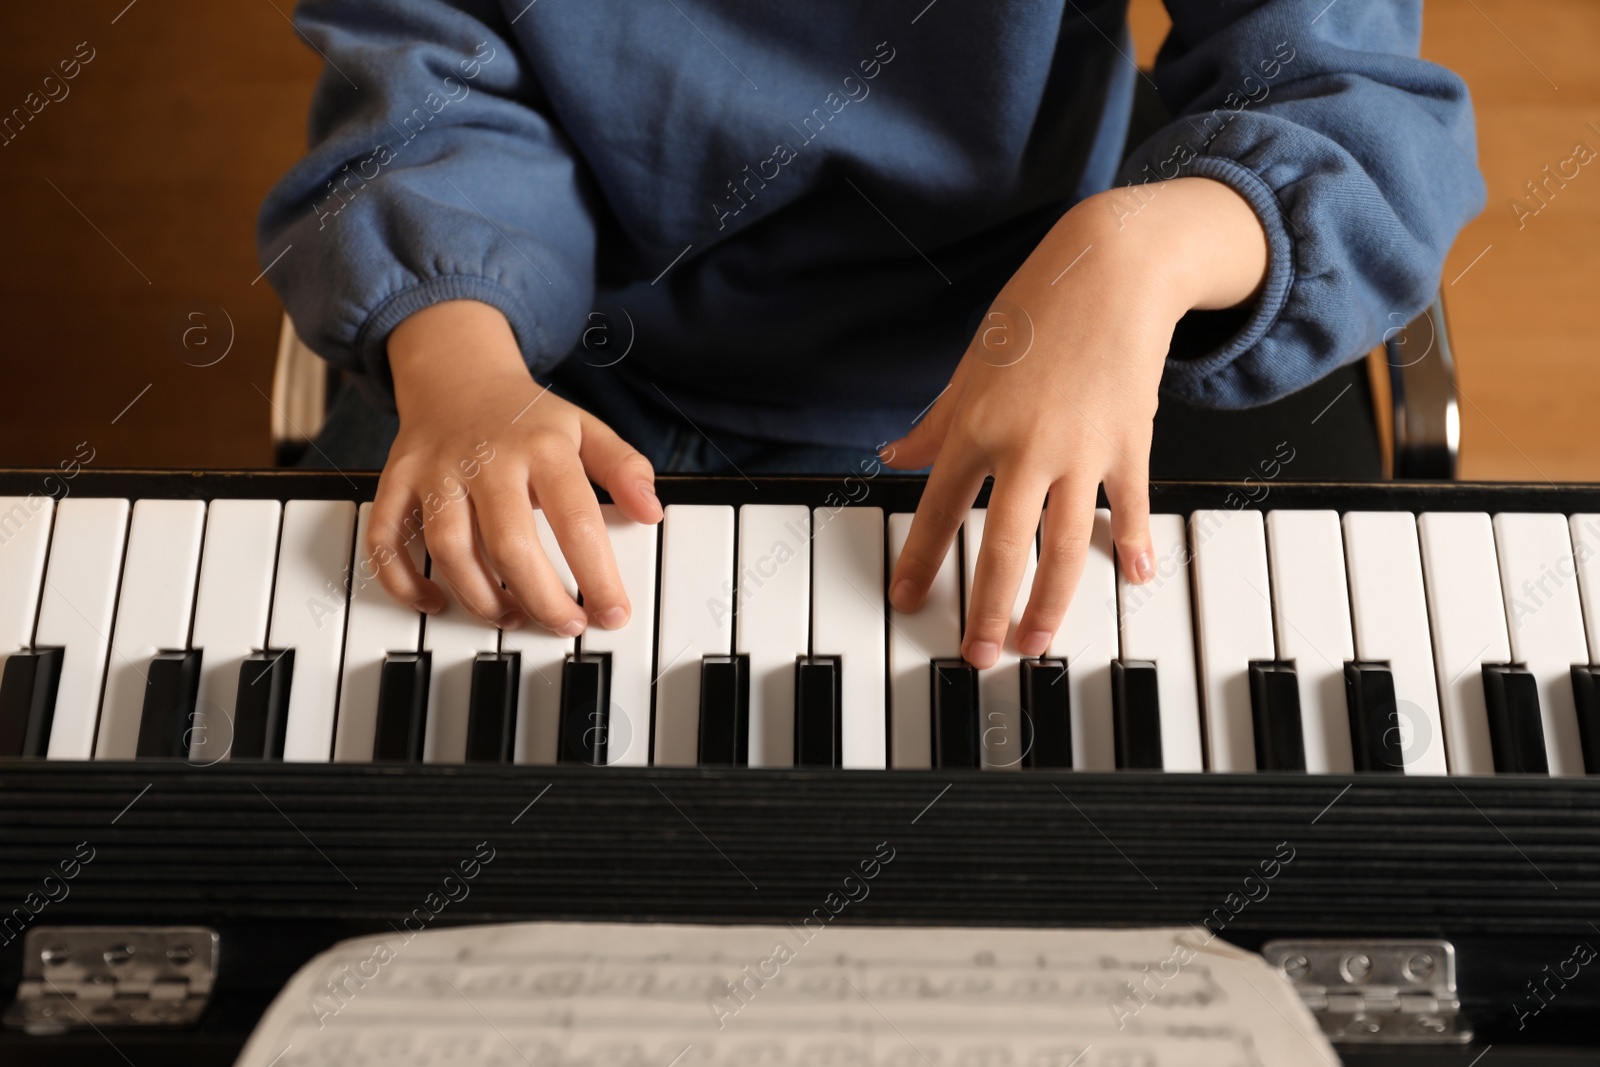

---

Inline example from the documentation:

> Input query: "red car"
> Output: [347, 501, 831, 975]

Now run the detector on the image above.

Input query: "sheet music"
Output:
[235, 923, 1338, 1067]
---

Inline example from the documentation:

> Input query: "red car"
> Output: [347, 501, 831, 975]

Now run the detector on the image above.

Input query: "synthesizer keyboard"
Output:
[3, 470, 1600, 1064]
[7, 474, 1599, 777]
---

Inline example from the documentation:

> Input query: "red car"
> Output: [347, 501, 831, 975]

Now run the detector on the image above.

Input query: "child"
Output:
[258, 0, 1484, 668]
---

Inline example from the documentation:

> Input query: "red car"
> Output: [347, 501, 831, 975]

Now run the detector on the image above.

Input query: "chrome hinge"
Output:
[1262, 938, 1470, 1045]
[3, 926, 219, 1034]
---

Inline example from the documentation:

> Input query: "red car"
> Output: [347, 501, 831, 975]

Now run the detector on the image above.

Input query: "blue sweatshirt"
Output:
[258, 0, 1485, 448]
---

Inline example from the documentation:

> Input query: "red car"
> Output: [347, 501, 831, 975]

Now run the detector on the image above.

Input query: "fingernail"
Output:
[968, 640, 998, 667]
[596, 605, 629, 629]
[557, 618, 585, 638]
[1133, 551, 1154, 583]
[1019, 630, 1051, 657]
[411, 596, 443, 614]
[496, 611, 526, 631]
[890, 579, 916, 608]
[641, 483, 659, 505]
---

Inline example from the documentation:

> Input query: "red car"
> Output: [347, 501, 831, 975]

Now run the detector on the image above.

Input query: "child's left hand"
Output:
[884, 176, 1270, 668]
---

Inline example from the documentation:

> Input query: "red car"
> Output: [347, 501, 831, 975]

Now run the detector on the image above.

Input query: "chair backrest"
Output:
[1385, 296, 1459, 479]
[270, 314, 330, 466]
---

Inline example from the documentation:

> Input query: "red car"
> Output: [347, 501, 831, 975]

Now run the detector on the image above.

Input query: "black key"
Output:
[137, 649, 203, 759]
[930, 659, 980, 769]
[794, 655, 841, 768]
[1021, 658, 1071, 770]
[0, 648, 63, 758]
[1111, 659, 1163, 770]
[466, 652, 520, 763]
[233, 649, 294, 760]
[698, 654, 749, 766]
[373, 651, 431, 762]
[1249, 660, 1306, 772]
[1344, 660, 1404, 773]
[1573, 666, 1600, 774]
[1482, 663, 1548, 774]
[559, 652, 611, 765]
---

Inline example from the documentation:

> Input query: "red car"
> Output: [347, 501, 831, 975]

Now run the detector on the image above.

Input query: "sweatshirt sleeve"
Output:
[255, 0, 595, 406]
[1117, 0, 1486, 408]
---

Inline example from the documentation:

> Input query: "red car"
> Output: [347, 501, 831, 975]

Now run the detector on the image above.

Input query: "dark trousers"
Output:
[303, 355, 1378, 481]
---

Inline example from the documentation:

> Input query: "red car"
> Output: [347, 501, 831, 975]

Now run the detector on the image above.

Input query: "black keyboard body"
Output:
[2, 469, 1599, 1065]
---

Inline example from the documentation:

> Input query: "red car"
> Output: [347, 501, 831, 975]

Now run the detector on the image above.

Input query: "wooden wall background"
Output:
[0, 0, 1592, 479]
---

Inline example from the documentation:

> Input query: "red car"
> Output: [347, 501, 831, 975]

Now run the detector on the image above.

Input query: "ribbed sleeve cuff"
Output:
[353, 274, 547, 405]
[1149, 154, 1297, 403]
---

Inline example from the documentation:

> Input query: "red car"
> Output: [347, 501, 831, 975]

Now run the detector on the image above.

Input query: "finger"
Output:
[962, 473, 1050, 669]
[472, 468, 586, 635]
[422, 489, 513, 624]
[577, 411, 661, 525]
[882, 379, 962, 471]
[889, 441, 986, 613]
[1104, 434, 1154, 583]
[368, 469, 444, 613]
[1018, 476, 1101, 656]
[529, 439, 631, 629]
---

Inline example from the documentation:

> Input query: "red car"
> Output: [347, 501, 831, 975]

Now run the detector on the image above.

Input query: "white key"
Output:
[1417, 512, 1507, 775]
[1567, 515, 1600, 666]
[1190, 508, 1275, 772]
[736, 505, 810, 768]
[267, 499, 357, 762]
[651, 505, 735, 767]
[961, 509, 1037, 771]
[888, 512, 961, 769]
[812, 505, 886, 769]
[333, 503, 423, 762]
[1343, 512, 1448, 775]
[1265, 511, 1354, 773]
[39, 498, 130, 760]
[577, 506, 657, 766]
[95, 500, 207, 759]
[0, 496, 55, 680]
[1494, 513, 1588, 775]
[1116, 514, 1202, 771]
[421, 558, 500, 764]
[189, 500, 282, 765]
[1048, 508, 1118, 771]
[506, 511, 575, 765]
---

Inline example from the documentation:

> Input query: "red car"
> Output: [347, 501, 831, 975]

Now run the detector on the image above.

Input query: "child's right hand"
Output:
[371, 299, 662, 634]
